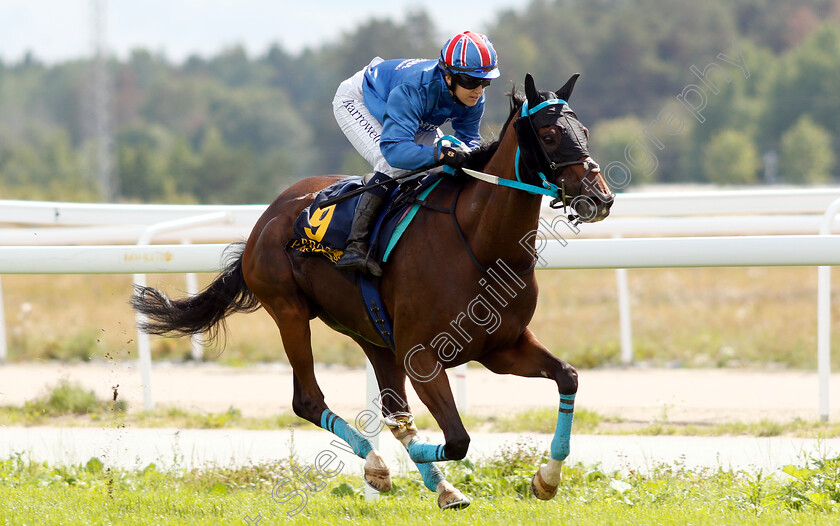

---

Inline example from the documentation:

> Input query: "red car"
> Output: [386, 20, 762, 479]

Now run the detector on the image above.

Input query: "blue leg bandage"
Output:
[416, 461, 445, 492]
[550, 394, 575, 461]
[320, 410, 373, 459]
[407, 438, 447, 463]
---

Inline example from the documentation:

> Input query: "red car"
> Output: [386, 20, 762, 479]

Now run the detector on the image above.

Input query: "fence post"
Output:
[0, 276, 7, 364]
[612, 234, 634, 365]
[133, 272, 155, 411]
[616, 268, 633, 365]
[182, 239, 204, 362]
[133, 212, 231, 410]
[818, 197, 840, 421]
[455, 363, 467, 412]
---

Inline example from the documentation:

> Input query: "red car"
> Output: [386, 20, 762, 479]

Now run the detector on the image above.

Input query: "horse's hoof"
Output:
[531, 468, 558, 500]
[363, 451, 391, 492]
[436, 481, 470, 510]
[364, 467, 392, 492]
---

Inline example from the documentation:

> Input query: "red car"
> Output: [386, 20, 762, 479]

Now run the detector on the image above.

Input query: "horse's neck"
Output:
[459, 131, 542, 272]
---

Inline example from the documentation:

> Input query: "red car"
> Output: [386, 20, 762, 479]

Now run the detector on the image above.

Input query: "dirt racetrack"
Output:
[1, 362, 838, 424]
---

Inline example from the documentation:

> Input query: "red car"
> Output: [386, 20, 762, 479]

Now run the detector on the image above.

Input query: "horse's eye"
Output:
[541, 135, 555, 145]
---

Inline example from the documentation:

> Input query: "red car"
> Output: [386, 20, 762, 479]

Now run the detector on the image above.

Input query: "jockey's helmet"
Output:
[438, 31, 500, 80]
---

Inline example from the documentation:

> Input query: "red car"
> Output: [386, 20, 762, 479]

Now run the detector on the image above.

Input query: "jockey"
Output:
[332, 30, 500, 276]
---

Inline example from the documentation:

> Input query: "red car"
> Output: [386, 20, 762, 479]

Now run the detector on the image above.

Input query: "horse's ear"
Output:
[556, 73, 580, 101]
[524, 73, 540, 109]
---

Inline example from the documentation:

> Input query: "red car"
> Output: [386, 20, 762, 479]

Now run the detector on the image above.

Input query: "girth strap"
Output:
[359, 275, 395, 351]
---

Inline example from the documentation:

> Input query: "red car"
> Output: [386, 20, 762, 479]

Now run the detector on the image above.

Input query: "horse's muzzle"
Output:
[572, 191, 614, 223]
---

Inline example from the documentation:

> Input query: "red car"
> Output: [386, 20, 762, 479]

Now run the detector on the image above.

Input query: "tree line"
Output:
[0, 0, 838, 203]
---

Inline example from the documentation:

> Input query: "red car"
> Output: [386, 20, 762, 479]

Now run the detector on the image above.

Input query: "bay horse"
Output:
[131, 73, 614, 509]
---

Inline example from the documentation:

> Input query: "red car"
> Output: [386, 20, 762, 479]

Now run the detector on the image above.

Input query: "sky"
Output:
[0, 0, 525, 64]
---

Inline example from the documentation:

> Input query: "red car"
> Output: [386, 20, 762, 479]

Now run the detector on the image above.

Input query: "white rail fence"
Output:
[2, 188, 840, 418]
[3, 188, 840, 242]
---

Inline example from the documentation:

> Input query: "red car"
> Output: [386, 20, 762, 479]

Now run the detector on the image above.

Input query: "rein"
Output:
[406, 180, 538, 276]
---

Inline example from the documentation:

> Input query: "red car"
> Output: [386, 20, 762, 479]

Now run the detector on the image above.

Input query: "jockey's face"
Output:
[446, 75, 486, 107]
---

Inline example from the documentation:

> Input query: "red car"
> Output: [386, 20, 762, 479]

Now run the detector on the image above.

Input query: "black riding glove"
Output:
[437, 146, 468, 170]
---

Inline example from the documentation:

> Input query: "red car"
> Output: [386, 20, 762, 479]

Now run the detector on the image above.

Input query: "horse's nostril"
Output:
[572, 197, 597, 221]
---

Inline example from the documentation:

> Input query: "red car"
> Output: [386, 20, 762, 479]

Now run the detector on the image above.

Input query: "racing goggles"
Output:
[451, 73, 492, 90]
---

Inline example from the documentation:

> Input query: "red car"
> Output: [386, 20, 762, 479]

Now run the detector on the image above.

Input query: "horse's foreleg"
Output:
[400, 350, 471, 509]
[383, 412, 467, 509]
[362, 341, 462, 507]
[402, 348, 471, 462]
[532, 392, 575, 500]
[478, 328, 578, 501]
[274, 313, 389, 491]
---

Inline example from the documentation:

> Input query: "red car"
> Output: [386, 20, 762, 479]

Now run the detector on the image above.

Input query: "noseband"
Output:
[515, 99, 602, 214]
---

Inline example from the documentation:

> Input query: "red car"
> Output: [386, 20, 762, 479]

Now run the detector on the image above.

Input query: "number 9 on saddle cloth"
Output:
[287, 173, 444, 270]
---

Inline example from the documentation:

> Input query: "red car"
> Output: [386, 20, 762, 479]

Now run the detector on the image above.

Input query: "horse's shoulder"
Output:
[420, 176, 460, 204]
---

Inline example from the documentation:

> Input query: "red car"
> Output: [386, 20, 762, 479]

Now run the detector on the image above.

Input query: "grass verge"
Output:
[2, 441, 840, 525]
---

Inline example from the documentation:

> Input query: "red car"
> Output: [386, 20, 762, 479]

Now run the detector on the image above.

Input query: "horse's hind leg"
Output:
[360, 340, 468, 509]
[267, 308, 391, 492]
[478, 328, 578, 501]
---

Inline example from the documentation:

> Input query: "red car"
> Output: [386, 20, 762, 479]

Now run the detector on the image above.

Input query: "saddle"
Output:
[288, 174, 445, 350]
[289, 174, 443, 268]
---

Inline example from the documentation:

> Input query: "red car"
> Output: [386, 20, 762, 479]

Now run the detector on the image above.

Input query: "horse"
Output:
[131, 73, 614, 510]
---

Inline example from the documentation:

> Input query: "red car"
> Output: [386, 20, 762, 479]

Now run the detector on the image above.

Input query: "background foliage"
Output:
[1, 0, 839, 203]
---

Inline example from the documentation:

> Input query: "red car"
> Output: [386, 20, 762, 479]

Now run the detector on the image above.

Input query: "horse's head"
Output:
[513, 73, 614, 222]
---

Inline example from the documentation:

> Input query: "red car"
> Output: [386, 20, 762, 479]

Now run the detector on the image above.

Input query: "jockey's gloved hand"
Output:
[438, 146, 468, 169]
[434, 135, 471, 175]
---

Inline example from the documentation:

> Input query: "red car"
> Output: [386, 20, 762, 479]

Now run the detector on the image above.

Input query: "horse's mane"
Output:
[463, 89, 525, 171]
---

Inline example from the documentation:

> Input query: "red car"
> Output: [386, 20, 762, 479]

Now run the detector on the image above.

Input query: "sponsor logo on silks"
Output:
[289, 238, 344, 264]
[396, 58, 425, 70]
[418, 121, 440, 133]
[341, 99, 381, 142]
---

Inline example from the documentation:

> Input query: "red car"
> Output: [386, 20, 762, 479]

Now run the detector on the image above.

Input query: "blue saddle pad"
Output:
[289, 175, 443, 268]
[289, 177, 365, 263]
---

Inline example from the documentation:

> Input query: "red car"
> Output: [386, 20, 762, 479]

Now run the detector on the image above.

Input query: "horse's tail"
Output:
[129, 242, 260, 345]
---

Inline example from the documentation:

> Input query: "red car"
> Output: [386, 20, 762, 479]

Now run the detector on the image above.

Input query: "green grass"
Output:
[2, 442, 840, 525]
[0, 378, 127, 424]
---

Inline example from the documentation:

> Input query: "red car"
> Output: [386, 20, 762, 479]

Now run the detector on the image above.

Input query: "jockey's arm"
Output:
[451, 102, 484, 150]
[379, 85, 436, 170]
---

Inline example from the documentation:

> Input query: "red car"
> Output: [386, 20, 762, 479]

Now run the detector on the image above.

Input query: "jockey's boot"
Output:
[335, 189, 386, 276]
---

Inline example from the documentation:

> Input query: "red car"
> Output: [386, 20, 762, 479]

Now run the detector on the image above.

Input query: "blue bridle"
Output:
[512, 98, 568, 199]
[513, 98, 603, 212]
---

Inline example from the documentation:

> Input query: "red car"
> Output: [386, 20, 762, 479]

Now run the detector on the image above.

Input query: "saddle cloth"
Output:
[288, 175, 442, 267]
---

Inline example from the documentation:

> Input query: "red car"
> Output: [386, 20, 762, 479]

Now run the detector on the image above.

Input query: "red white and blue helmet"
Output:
[438, 31, 500, 79]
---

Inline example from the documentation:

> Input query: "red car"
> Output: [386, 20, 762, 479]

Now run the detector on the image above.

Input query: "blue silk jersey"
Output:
[362, 58, 484, 170]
